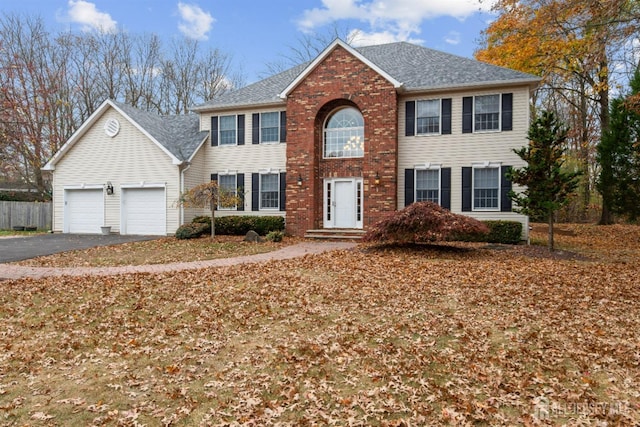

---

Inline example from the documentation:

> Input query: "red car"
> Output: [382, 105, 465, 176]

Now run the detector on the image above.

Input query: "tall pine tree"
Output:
[597, 70, 640, 222]
[509, 111, 580, 251]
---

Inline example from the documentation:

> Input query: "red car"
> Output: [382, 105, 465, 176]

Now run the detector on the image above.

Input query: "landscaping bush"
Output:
[265, 230, 284, 242]
[363, 202, 489, 244]
[484, 220, 523, 244]
[175, 222, 210, 240]
[192, 215, 211, 225]
[214, 216, 285, 236]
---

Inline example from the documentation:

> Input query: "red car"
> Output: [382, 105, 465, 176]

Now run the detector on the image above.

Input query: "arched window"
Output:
[324, 107, 364, 158]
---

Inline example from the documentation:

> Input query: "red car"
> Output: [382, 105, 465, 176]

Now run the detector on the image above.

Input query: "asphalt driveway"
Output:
[0, 233, 159, 263]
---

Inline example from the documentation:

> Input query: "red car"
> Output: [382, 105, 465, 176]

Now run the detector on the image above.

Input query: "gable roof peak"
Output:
[278, 38, 403, 99]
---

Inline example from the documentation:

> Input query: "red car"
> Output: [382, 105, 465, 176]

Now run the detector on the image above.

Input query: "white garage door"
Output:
[64, 189, 104, 233]
[121, 187, 166, 235]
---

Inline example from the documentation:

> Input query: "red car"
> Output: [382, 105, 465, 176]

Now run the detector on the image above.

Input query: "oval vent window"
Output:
[104, 118, 120, 137]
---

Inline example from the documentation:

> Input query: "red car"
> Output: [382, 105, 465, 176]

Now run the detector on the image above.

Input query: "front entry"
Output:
[323, 178, 363, 229]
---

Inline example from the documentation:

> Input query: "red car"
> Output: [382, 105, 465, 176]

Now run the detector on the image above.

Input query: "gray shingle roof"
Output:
[193, 41, 539, 111]
[114, 101, 208, 161]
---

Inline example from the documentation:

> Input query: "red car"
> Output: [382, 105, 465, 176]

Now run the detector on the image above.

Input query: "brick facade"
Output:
[285, 45, 398, 236]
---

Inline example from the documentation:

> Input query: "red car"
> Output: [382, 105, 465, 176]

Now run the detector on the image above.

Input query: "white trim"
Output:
[120, 182, 166, 189]
[323, 177, 363, 229]
[258, 172, 280, 211]
[259, 111, 281, 144]
[120, 186, 167, 235]
[217, 173, 238, 211]
[471, 164, 501, 212]
[472, 94, 502, 133]
[43, 99, 182, 170]
[414, 167, 441, 205]
[415, 98, 442, 136]
[279, 39, 403, 99]
[63, 187, 105, 233]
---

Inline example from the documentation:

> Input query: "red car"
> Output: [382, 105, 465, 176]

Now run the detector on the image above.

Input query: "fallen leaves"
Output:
[0, 224, 639, 425]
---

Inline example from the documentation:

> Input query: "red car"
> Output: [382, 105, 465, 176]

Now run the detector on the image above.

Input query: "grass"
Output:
[0, 229, 45, 237]
[0, 224, 639, 425]
[13, 234, 297, 267]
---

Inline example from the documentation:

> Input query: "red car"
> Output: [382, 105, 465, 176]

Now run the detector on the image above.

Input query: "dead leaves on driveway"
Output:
[0, 224, 639, 425]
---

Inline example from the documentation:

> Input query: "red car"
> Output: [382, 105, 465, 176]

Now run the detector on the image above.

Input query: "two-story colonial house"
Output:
[44, 39, 539, 237]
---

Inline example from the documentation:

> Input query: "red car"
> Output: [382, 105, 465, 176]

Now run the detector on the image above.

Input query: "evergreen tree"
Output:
[509, 111, 580, 251]
[597, 70, 640, 223]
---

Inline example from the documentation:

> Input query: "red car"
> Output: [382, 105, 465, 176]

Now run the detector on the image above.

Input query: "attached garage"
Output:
[120, 186, 166, 235]
[64, 188, 104, 233]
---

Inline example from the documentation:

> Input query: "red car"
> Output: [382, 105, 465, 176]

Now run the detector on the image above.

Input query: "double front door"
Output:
[323, 178, 363, 229]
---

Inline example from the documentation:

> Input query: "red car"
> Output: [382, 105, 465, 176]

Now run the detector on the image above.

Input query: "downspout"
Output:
[179, 161, 192, 226]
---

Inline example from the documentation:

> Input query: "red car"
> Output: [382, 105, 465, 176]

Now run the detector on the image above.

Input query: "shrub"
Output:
[214, 216, 285, 236]
[265, 230, 284, 242]
[192, 215, 211, 225]
[362, 202, 489, 244]
[175, 222, 210, 240]
[484, 220, 523, 244]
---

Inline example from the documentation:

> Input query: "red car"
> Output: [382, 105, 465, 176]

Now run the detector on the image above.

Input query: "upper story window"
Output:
[252, 111, 286, 144]
[324, 107, 364, 158]
[475, 95, 500, 131]
[219, 115, 237, 145]
[416, 100, 440, 134]
[261, 112, 279, 143]
[462, 93, 512, 134]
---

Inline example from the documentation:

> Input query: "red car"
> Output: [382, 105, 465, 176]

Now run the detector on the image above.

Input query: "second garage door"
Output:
[121, 187, 166, 235]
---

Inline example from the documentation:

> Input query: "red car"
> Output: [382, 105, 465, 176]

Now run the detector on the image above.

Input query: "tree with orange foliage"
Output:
[476, 0, 640, 224]
[179, 181, 243, 238]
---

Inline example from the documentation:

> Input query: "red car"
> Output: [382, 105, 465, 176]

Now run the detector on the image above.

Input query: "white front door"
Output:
[324, 178, 363, 229]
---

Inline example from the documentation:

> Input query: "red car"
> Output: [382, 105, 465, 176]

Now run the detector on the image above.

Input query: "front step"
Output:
[304, 229, 366, 240]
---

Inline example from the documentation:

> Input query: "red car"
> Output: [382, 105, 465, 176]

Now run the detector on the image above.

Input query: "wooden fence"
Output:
[0, 201, 52, 230]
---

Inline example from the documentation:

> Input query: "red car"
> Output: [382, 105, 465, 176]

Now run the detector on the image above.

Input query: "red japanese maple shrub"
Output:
[362, 202, 489, 244]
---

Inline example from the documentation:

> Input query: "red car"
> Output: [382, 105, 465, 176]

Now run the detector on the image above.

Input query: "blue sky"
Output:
[2, 0, 497, 83]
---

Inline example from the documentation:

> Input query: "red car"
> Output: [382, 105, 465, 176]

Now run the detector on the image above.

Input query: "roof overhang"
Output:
[42, 99, 182, 171]
[401, 77, 541, 96]
[278, 39, 403, 100]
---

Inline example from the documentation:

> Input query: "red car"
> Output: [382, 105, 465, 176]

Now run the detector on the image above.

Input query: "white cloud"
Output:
[349, 29, 423, 47]
[64, 0, 117, 33]
[298, 0, 496, 44]
[444, 31, 461, 45]
[177, 2, 215, 41]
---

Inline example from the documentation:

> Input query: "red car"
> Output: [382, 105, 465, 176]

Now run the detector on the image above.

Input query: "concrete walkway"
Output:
[0, 241, 358, 281]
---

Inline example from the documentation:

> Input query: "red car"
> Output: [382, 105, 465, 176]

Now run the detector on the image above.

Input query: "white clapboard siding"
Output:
[204, 108, 287, 218]
[52, 107, 180, 234]
[182, 147, 210, 223]
[398, 86, 531, 234]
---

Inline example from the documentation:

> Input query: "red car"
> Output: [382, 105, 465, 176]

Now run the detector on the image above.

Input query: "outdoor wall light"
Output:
[106, 182, 114, 195]
[374, 172, 381, 185]
[297, 175, 303, 186]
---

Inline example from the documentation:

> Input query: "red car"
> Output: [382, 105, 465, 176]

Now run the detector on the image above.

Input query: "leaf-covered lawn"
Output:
[13, 235, 295, 267]
[1, 224, 639, 425]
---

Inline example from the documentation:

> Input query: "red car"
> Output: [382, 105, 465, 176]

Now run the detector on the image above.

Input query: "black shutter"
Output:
[441, 167, 451, 210]
[405, 101, 415, 136]
[252, 113, 260, 144]
[237, 115, 245, 145]
[251, 173, 259, 211]
[236, 173, 245, 211]
[210, 116, 218, 146]
[280, 111, 287, 142]
[462, 167, 472, 211]
[501, 93, 513, 131]
[279, 172, 286, 211]
[462, 97, 473, 134]
[441, 98, 452, 135]
[404, 169, 414, 207]
[501, 166, 512, 212]
[210, 173, 218, 182]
